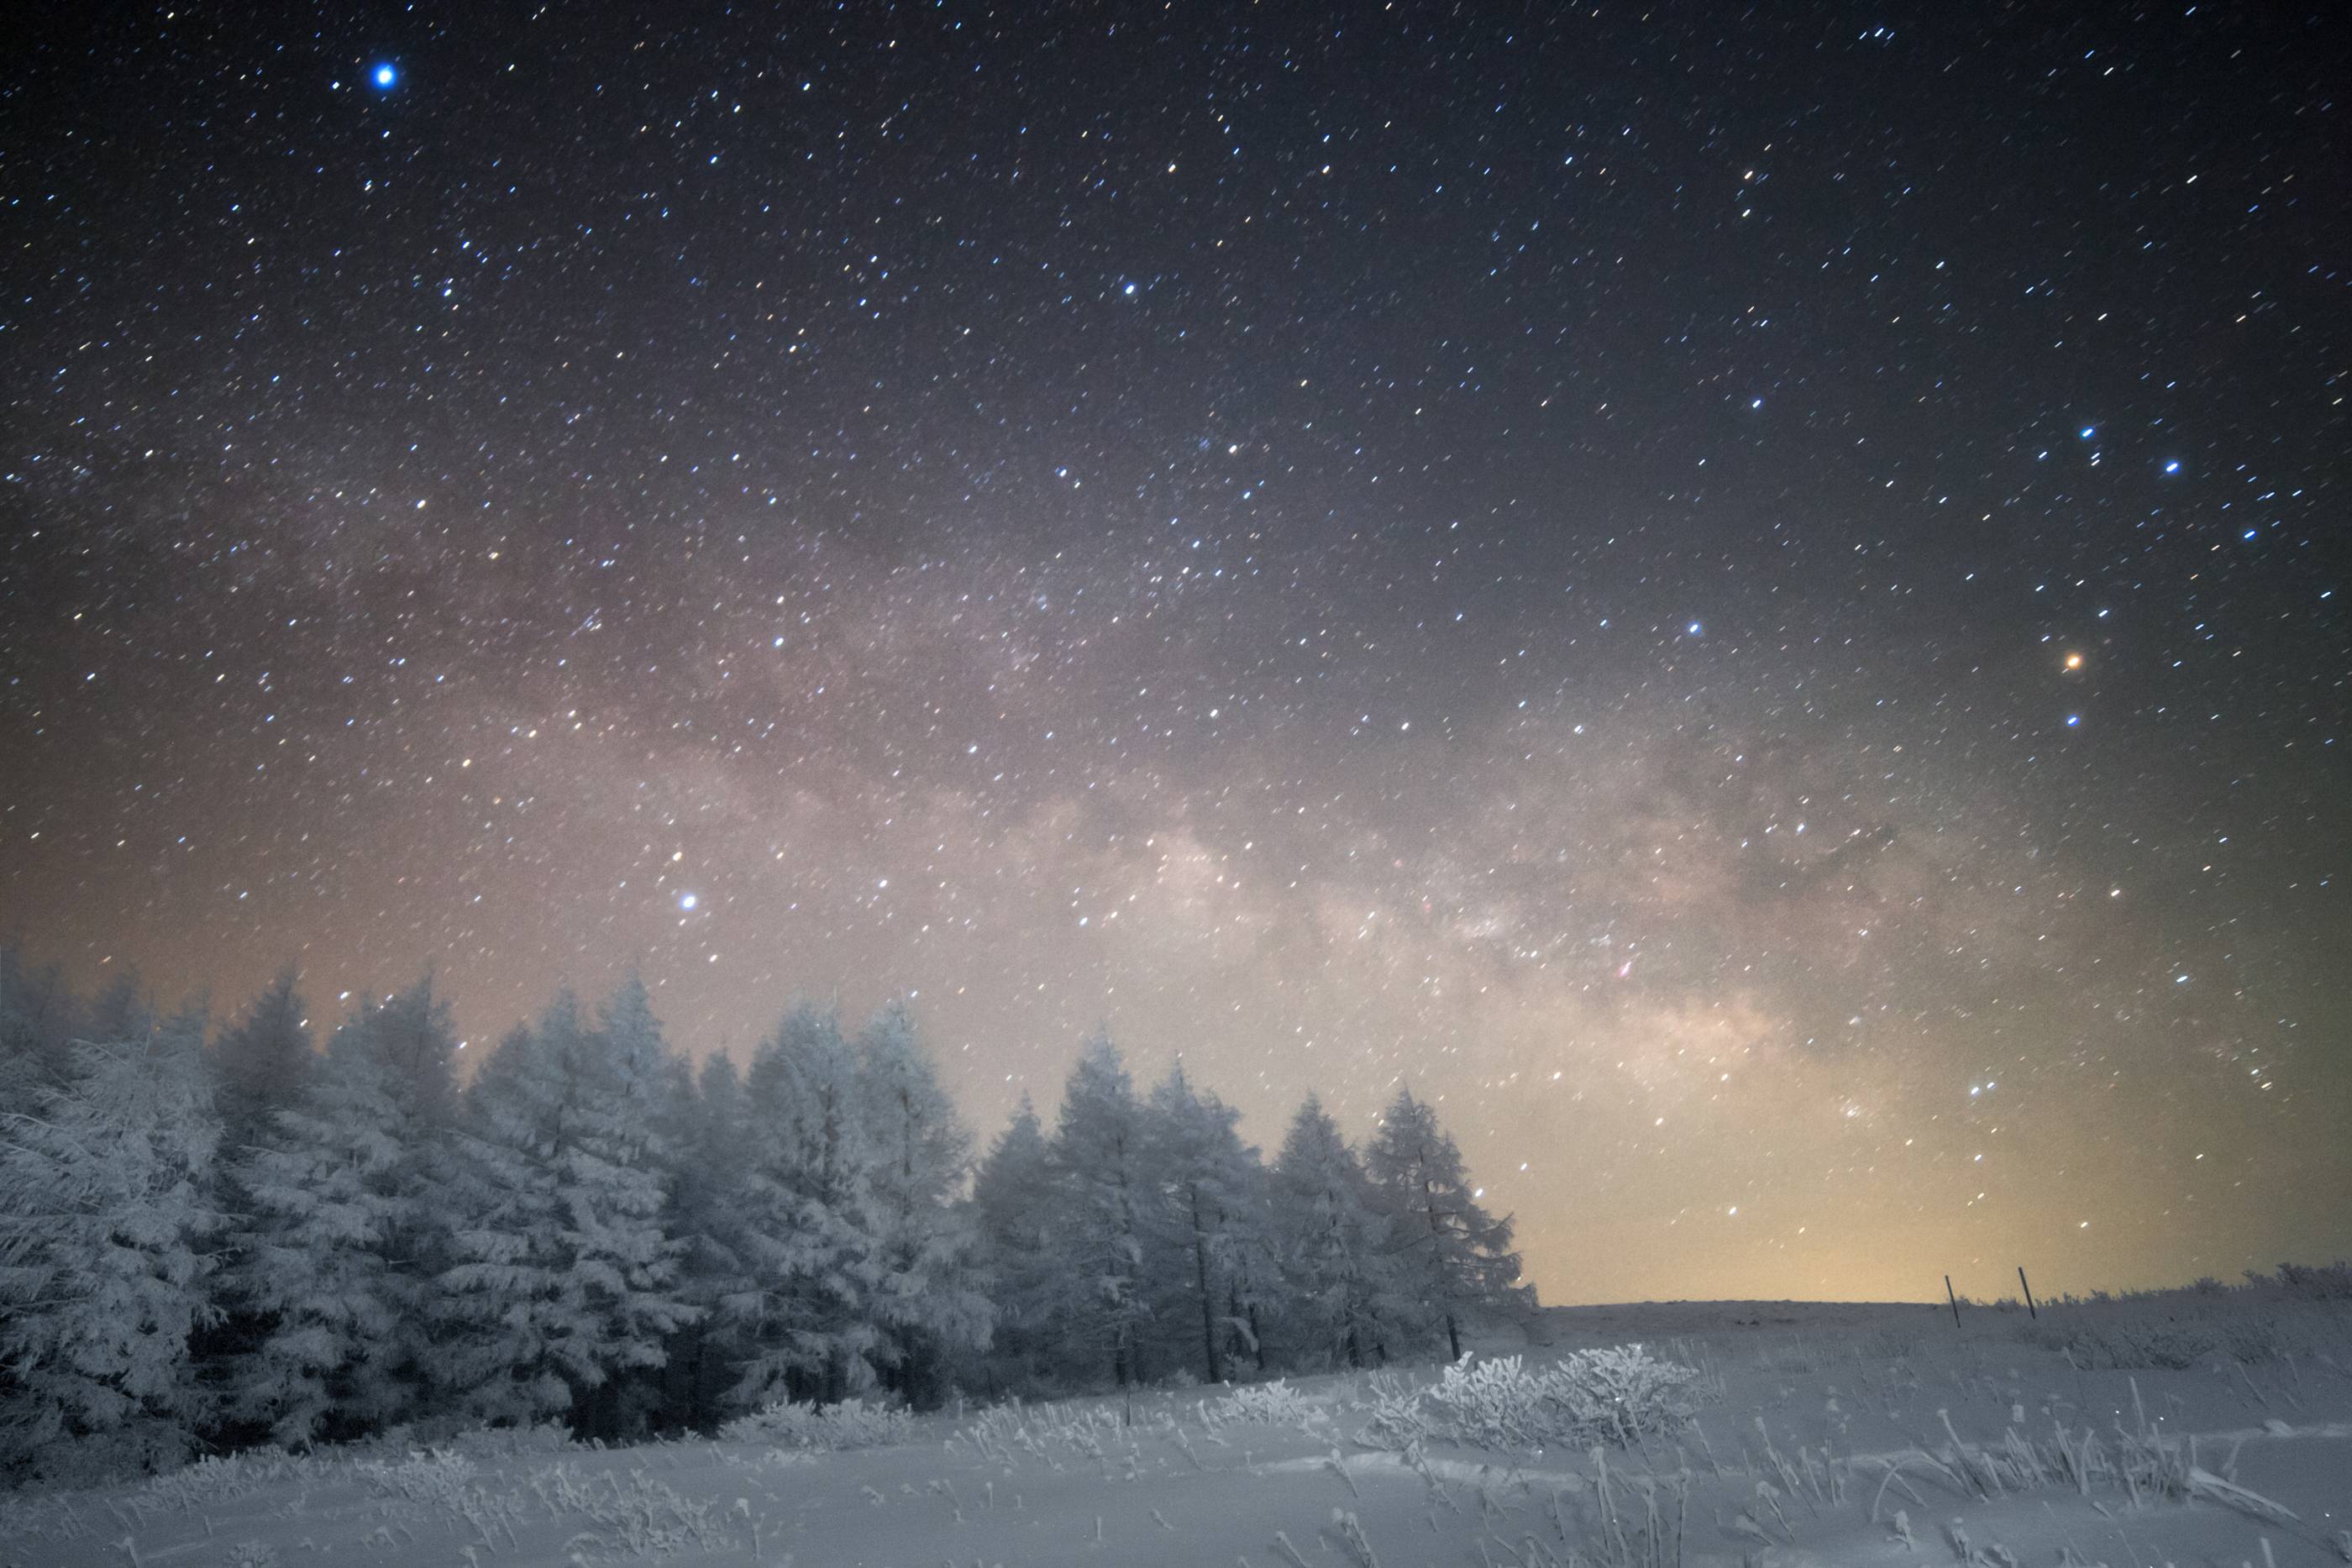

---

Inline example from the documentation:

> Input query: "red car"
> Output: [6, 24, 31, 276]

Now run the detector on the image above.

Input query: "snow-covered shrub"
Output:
[1205, 1378, 1320, 1427]
[1354, 1371, 1434, 1451]
[717, 1396, 911, 1451]
[1423, 1356, 1557, 1449]
[354, 1448, 480, 1509]
[433, 1419, 586, 1460]
[1550, 1342, 1708, 1442]
[1361, 1345, 1706, 1453]
[2028, 1313, 2283, 1371]
[533, 1463, 732, 1555]
[138, 1450, 337, 1513]
[948, 1397, 1130, 1466]
[2271, 1261, 2352, 1300]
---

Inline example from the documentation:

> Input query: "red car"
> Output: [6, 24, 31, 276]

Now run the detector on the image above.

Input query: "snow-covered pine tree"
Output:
[435, 985, 695, 1436]
[431, 1004, 575, 1429]
[228, 975, 459, 1446]
[726, 1003, 881, 1408]
[195, 971, 312, 1445]
[207, 968, 312, 1159]
[853, 999, 990, 1405]
[968, 1095, 1057, 1383]
[1046, 1031, 1153, 1387]
[601, 973, 686, 1130]
[659, 1049, 752, 1428]
[0, 947, 76, 1114]
[0, 1010, 223, 1480]
[1362, 1088, 1532, 1361]
[81, 974, 155, 1060]
[1141, 1064, 1271, 1384]
[1221, 1156, 1284, 1378]
[1271, 1095, 1408, 1370]
[592, 973, 701, 1433]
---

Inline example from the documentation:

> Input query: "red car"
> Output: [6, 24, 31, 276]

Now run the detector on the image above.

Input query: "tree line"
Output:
[0, 949, 1530, 1481]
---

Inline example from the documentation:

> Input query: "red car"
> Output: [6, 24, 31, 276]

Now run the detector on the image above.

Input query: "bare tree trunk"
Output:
[1192, 1185, 1221, 1383]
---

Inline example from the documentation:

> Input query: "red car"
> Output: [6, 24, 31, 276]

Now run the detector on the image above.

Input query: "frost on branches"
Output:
[0, 1020, 223, 1480]
[716, 1395, 912, 1451]
[0, 950, 1545, 1483]
[1358, 1345, 1708, 1453]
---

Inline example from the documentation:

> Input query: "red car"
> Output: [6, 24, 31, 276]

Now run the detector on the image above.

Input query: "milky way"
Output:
[4, 3, 2347, 1303]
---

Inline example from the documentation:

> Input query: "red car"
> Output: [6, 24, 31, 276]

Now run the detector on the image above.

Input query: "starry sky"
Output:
[4, 2, 2348, 1305]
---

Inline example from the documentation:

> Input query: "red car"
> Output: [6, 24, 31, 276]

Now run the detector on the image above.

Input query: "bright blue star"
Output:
[1686, 621, 1703, 636]
[2163, 459, 2181, 474]
[2078, 425, 2095, 439]
[678, 892, 697, 911]
[371, 62, 398, 89]
[2065, 714, 2081, 727]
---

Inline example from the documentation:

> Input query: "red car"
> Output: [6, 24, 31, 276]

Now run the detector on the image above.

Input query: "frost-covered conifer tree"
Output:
[969, 1096, 1057, 1382]
[0, 947, 76, 1114]
[1362, 1088, 1531, 1361]
[197, 970, 312, 1440]
[1271, 1096, 1406, 1369]
[0, 1012, 222, 1477]
[1142, 1065, 1272, 1384]
[228, 976, 458, 1445]
[595, 974, 701, 1429]
[853, 999, 990, 1404]
[81, 975, 155, 1061]
[208, 968, 312, 1158]
[726, 1003, 881, 1406]
[435, 984, 694, 1436]
[1046, 1031, 1153, 1387]
[659, 1049, 752, 1427]
[433, 1003, 577, 1428]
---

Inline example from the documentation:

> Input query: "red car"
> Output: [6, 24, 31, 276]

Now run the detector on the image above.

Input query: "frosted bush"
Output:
[1206, 1379, 1320, 1427]
[2028, 1311, 2286, 1370]
[137, 1450, 336, 1512]
[533, 1463, 732, 1555]
[1354, 1371, 1435, 1450]
[1360, 1345, 1705, 1453]
[948, 1398, 1131, 1465]
[354, 1448, 480, 1509]
[2272, 1261, 2352, 1300]
[1424, 1356, 1557, 1449]
[1551, 1342, 1708, 1442]
[434, 1419, 586, 1460]
[717, 1396, 912, 1451]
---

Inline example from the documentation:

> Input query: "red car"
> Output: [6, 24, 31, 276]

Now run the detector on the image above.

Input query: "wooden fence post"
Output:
[2018, 1266, 2037, 1319]
[1945, 1274, 1962, 1329]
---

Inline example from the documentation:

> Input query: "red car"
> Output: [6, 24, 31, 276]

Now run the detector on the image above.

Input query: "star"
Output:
[3, 0, 2342, 1312]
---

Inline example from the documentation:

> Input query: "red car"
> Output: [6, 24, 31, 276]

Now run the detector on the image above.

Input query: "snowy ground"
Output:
[4, 1290, 2346, 1568]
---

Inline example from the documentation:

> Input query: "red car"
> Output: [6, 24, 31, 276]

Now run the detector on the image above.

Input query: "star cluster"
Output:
[3, 2, 2347, 1302]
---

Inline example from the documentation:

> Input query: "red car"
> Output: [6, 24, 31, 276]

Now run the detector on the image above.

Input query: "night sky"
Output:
[5, 3, 2348, 1305]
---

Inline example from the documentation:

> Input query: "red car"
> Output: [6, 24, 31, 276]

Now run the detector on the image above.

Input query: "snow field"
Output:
[3, 1284, 2345, 1567]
